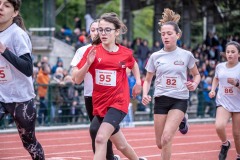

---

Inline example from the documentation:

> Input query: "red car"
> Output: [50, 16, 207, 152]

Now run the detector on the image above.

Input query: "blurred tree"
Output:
[21, 0, 85, 30]
[96, 0, 154, 46]
[20, 0, 239, 47]
[55, 0, 85, 30]
[21, 0, 43, 28]
[214, 0, 240, 35]
[96, 0, 120, 16]
[133, 6, 154, 46]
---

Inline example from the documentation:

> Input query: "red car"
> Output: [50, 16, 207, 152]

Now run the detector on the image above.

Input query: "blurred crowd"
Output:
[33, 56, 86, 125]
[18, 16, 240, 126]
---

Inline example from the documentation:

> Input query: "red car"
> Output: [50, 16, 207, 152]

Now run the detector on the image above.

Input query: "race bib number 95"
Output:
[95, 69, 116, 86]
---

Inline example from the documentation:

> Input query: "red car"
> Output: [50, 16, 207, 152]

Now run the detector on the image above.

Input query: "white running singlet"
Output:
[145, 47, 197, 99]
[215, 62, 240, 112]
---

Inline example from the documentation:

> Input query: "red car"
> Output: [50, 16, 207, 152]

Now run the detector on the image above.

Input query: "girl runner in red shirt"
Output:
[71, 19, 120, 160]
[74, 12, 146, 160]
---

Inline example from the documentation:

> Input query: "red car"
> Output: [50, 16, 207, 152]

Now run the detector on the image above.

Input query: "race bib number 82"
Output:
[161, 75, 181, 89]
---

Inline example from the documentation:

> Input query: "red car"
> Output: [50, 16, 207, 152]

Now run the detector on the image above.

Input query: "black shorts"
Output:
[103, 107, 126, 135]
[154, 96, 188, 114]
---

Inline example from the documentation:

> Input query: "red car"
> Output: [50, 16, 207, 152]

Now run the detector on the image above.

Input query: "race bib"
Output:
[0, 65, 13, 83]
[221, 86, 237, 96]
[95, 69, 116, 86]
[161, 75, 182, 89]
[0, 64, 12, 83]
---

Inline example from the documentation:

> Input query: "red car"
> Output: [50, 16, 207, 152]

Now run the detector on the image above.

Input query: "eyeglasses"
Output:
[97, 27, 116, 34]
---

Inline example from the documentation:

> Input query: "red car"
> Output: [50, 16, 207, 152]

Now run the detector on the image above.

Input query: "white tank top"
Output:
[145, 47, 197, 99]
[215, 62, 240, 112]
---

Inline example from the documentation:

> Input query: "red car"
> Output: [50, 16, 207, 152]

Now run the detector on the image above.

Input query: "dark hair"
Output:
[41, 63, 49, 71]
[90, 19, 99, 28]
[226, 41, 240, 53]
[88, 19, 99, 41]
[8, 0, 26, 30]
[158, 8, 181, 35]
[92, 12, 127, 45]
[100, 12, 127, 34]
[220, 41, 240, 60]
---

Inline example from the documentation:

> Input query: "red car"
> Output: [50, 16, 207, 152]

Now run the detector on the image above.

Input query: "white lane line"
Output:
[0, 129, 230, 144]
[0, 139, 234, 159]
[47, 157, 82, 160]
[0, 133, 231, 151]
[121, 148, 235, 159]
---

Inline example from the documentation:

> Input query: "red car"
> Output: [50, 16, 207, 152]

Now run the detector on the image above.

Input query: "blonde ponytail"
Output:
[158, 8, 182, 35]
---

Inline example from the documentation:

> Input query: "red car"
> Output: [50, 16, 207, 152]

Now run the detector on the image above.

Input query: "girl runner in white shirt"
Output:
[142, 8, 200, 160]
[209, 41, 240, 160]
[0, 0, 44, 159]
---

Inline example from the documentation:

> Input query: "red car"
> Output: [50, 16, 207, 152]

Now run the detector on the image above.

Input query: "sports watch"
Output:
[236, 79, 240, 87]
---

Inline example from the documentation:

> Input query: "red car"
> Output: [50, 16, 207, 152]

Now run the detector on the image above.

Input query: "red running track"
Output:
[0, 123, 235, 160]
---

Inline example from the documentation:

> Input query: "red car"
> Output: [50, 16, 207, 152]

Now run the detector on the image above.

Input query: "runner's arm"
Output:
[74, 62, 91, 84]
[131, 61, 141, 85]
[142, 72, 154, 97]
[1, 49, 33, 77]
[142, 71, 154, 105]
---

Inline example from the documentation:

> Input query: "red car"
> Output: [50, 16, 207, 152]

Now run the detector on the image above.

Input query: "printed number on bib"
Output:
[162, 75, 181, 89]
[222, 86, 236, 96]
[96, 69, 116, 86]
[0, 65, 13, 83]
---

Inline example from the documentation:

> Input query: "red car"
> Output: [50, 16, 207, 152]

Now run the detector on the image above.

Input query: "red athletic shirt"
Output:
[77, 44, 135, 117]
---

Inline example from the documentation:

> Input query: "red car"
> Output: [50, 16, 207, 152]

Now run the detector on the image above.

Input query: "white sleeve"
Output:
[145, 54, 155, 73]
[70, 44, 90, 67]
[214, 64, 220, 78]
[187, 52, 198, 69]
[14, 31, 32, 57]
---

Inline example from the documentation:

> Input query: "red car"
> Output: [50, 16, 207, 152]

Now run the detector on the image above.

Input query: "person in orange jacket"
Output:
[37, 63, 50, 125]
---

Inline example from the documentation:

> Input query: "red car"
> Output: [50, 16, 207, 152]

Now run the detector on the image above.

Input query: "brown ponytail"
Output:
[92, 35, 102, 45]
[159, 8, 180, 26]
[13, 14, 26, 31]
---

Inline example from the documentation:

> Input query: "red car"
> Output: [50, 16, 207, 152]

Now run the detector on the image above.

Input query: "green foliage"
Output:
[191, 21, 204, 47]
[20, 0, 239, 47]
[21, 0, 43, 28]
[20, 1, 154, 47]
[133, 6, 154, 46]
[21, 0, 85, 30]
[96, 0, 120, 17]
[55, 0, 85, 30]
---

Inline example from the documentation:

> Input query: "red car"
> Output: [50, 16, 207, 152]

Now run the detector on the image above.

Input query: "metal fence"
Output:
[0, 84, 216, 129]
